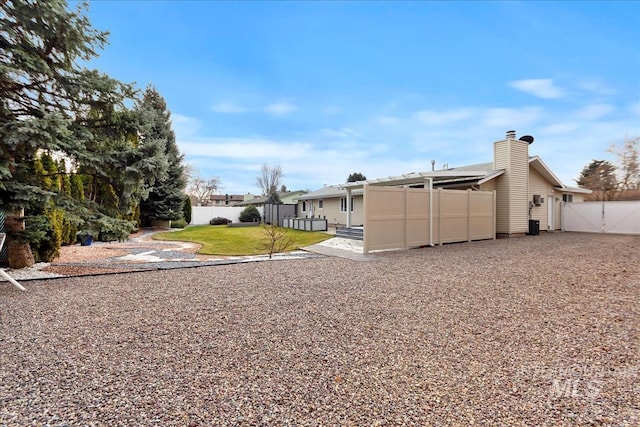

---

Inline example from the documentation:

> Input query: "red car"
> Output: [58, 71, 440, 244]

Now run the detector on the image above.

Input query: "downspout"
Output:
[427, 178, 434, 247]
[346, 187, 352, 228]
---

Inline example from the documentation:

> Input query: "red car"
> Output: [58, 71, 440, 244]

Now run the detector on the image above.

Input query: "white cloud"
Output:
[574, 104, 614, 121]
[577, 79, 616, 96]
[320, 127, 360, 139]
[413, 108, 474, 125]
[264, 101, 297, 115]
[377, 115, 400, 125]
[482, 107, 543, 128]
[172, 113, 202, 139]
[541, 122, 580, 135]
[508, 78, 566, 99]
[179, 138, 312, 160]
[211, 102, 251, 113]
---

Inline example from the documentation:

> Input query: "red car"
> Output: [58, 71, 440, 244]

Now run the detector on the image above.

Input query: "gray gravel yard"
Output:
[1, 232, 638, 426]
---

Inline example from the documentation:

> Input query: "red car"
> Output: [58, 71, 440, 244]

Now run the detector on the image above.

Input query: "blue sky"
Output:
[86, 1, 640, 194]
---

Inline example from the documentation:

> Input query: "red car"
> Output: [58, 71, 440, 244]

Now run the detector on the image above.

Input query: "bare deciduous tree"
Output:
[256, 163, 283, 197]
[609, 137, 640, 191]
[261, 224, 296, 259]
[188, 175, 221, 206]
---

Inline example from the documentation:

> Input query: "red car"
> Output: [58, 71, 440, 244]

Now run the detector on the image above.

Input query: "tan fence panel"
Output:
[363, 186, 495, 253]
[406, 188, 431, 248]
[439, 189, 469, 243]
[364, 186, 408, 251]
[469, 191, 496, 240]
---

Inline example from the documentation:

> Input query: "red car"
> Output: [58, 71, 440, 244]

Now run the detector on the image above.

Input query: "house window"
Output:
[340, 197, 354, 212]
[318, 200, 323, 209]
[302, 201, 307, 212]
[562, 194, 573, 203]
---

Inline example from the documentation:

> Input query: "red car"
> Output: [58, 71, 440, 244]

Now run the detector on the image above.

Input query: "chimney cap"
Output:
[506, 130, 516, 140]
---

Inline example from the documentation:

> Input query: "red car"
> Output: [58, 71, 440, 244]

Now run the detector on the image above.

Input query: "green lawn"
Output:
[153, 225, 333, 256]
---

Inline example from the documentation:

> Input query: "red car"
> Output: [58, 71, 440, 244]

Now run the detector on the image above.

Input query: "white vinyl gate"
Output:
[562, 201, 640, 235]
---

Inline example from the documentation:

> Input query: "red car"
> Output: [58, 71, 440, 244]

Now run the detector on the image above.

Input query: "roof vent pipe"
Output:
[431, 160, 435, 171]
[506, 130, 516, 140]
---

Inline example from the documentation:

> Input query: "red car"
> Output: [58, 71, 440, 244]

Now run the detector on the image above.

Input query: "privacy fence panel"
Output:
[562, 201, 640, 235]
[264, 203, 297, 226]
[191, 206, 263, 225]
[363, 186, 495, 253]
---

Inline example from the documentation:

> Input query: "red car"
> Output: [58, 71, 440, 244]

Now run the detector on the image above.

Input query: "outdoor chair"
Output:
[0, 233, 27, 291]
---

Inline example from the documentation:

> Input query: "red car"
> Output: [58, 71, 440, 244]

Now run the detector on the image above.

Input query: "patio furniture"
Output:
[0, 233, 27, 291]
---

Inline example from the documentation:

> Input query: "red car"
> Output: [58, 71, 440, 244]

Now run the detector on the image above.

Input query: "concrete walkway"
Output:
[302, 237, 377, 262]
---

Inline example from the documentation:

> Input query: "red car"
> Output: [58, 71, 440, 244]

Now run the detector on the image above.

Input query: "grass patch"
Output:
[153, 224, 332, 256]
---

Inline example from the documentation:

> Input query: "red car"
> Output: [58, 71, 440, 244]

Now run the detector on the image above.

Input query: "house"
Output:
[209, 194, 245, 206]
[296, 130, 590, 237]
[234, 190, 307, 207]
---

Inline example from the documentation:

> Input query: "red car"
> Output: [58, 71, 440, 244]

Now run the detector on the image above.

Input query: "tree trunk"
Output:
[5, 210, 35, 269]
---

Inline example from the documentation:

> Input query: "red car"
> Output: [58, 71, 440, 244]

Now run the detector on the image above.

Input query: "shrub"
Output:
[90, 216, 136, 242]
[209, 217, 231, 225]
[239, 205, 261, 223]
[171, 219, 187, 228]
[27, 211, 63, 262]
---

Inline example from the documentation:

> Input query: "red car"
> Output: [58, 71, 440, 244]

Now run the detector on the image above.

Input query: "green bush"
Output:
[209, 217, 231, 225]
[239, 205, 261, 223]
[88, 216, 136, 242]
[61, 217, 78, 245]
[28, 210, 63, 262]
[171, 219, 187, 228]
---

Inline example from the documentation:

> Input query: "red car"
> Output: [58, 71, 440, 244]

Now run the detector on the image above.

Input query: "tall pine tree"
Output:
[137, 86, 186, 225]
[0, 1, 163, 266]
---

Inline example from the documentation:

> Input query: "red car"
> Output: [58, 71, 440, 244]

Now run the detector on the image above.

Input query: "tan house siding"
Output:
[509, 140, 529, 234]
[554, 193, 562, 230]
[479, 180, 496, 192]
[494, 137, 529, 235]
[528, 168, 553, 230]
[299, 195, 363, 226]
[494, 175, 510, 234]
[493, 140, 510, 234]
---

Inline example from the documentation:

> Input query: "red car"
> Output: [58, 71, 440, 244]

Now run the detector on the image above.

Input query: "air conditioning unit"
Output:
[533, 195, 542, 206]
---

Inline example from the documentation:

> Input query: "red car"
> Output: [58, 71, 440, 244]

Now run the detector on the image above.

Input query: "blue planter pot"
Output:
[79, 235, 93, 246]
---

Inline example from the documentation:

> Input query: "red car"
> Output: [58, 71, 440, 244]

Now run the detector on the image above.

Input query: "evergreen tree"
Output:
[577, 160, 618, 201]
[347, 172, 367, 183]
[0, 0, 153, 266]
[182, 194, 192, 224]
[137, 86, 186, 224]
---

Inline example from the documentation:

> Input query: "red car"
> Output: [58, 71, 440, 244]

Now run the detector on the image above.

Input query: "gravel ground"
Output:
[1, 232, 638, 426]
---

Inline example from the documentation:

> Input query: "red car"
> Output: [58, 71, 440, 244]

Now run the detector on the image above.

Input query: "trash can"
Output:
[528, 219, 540, 236]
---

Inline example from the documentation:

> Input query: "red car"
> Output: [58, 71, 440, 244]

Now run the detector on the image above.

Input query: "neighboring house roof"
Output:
[234, 195, 269, 206]
[210, 194, 244, 203]
[234, 190, 307, 206]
